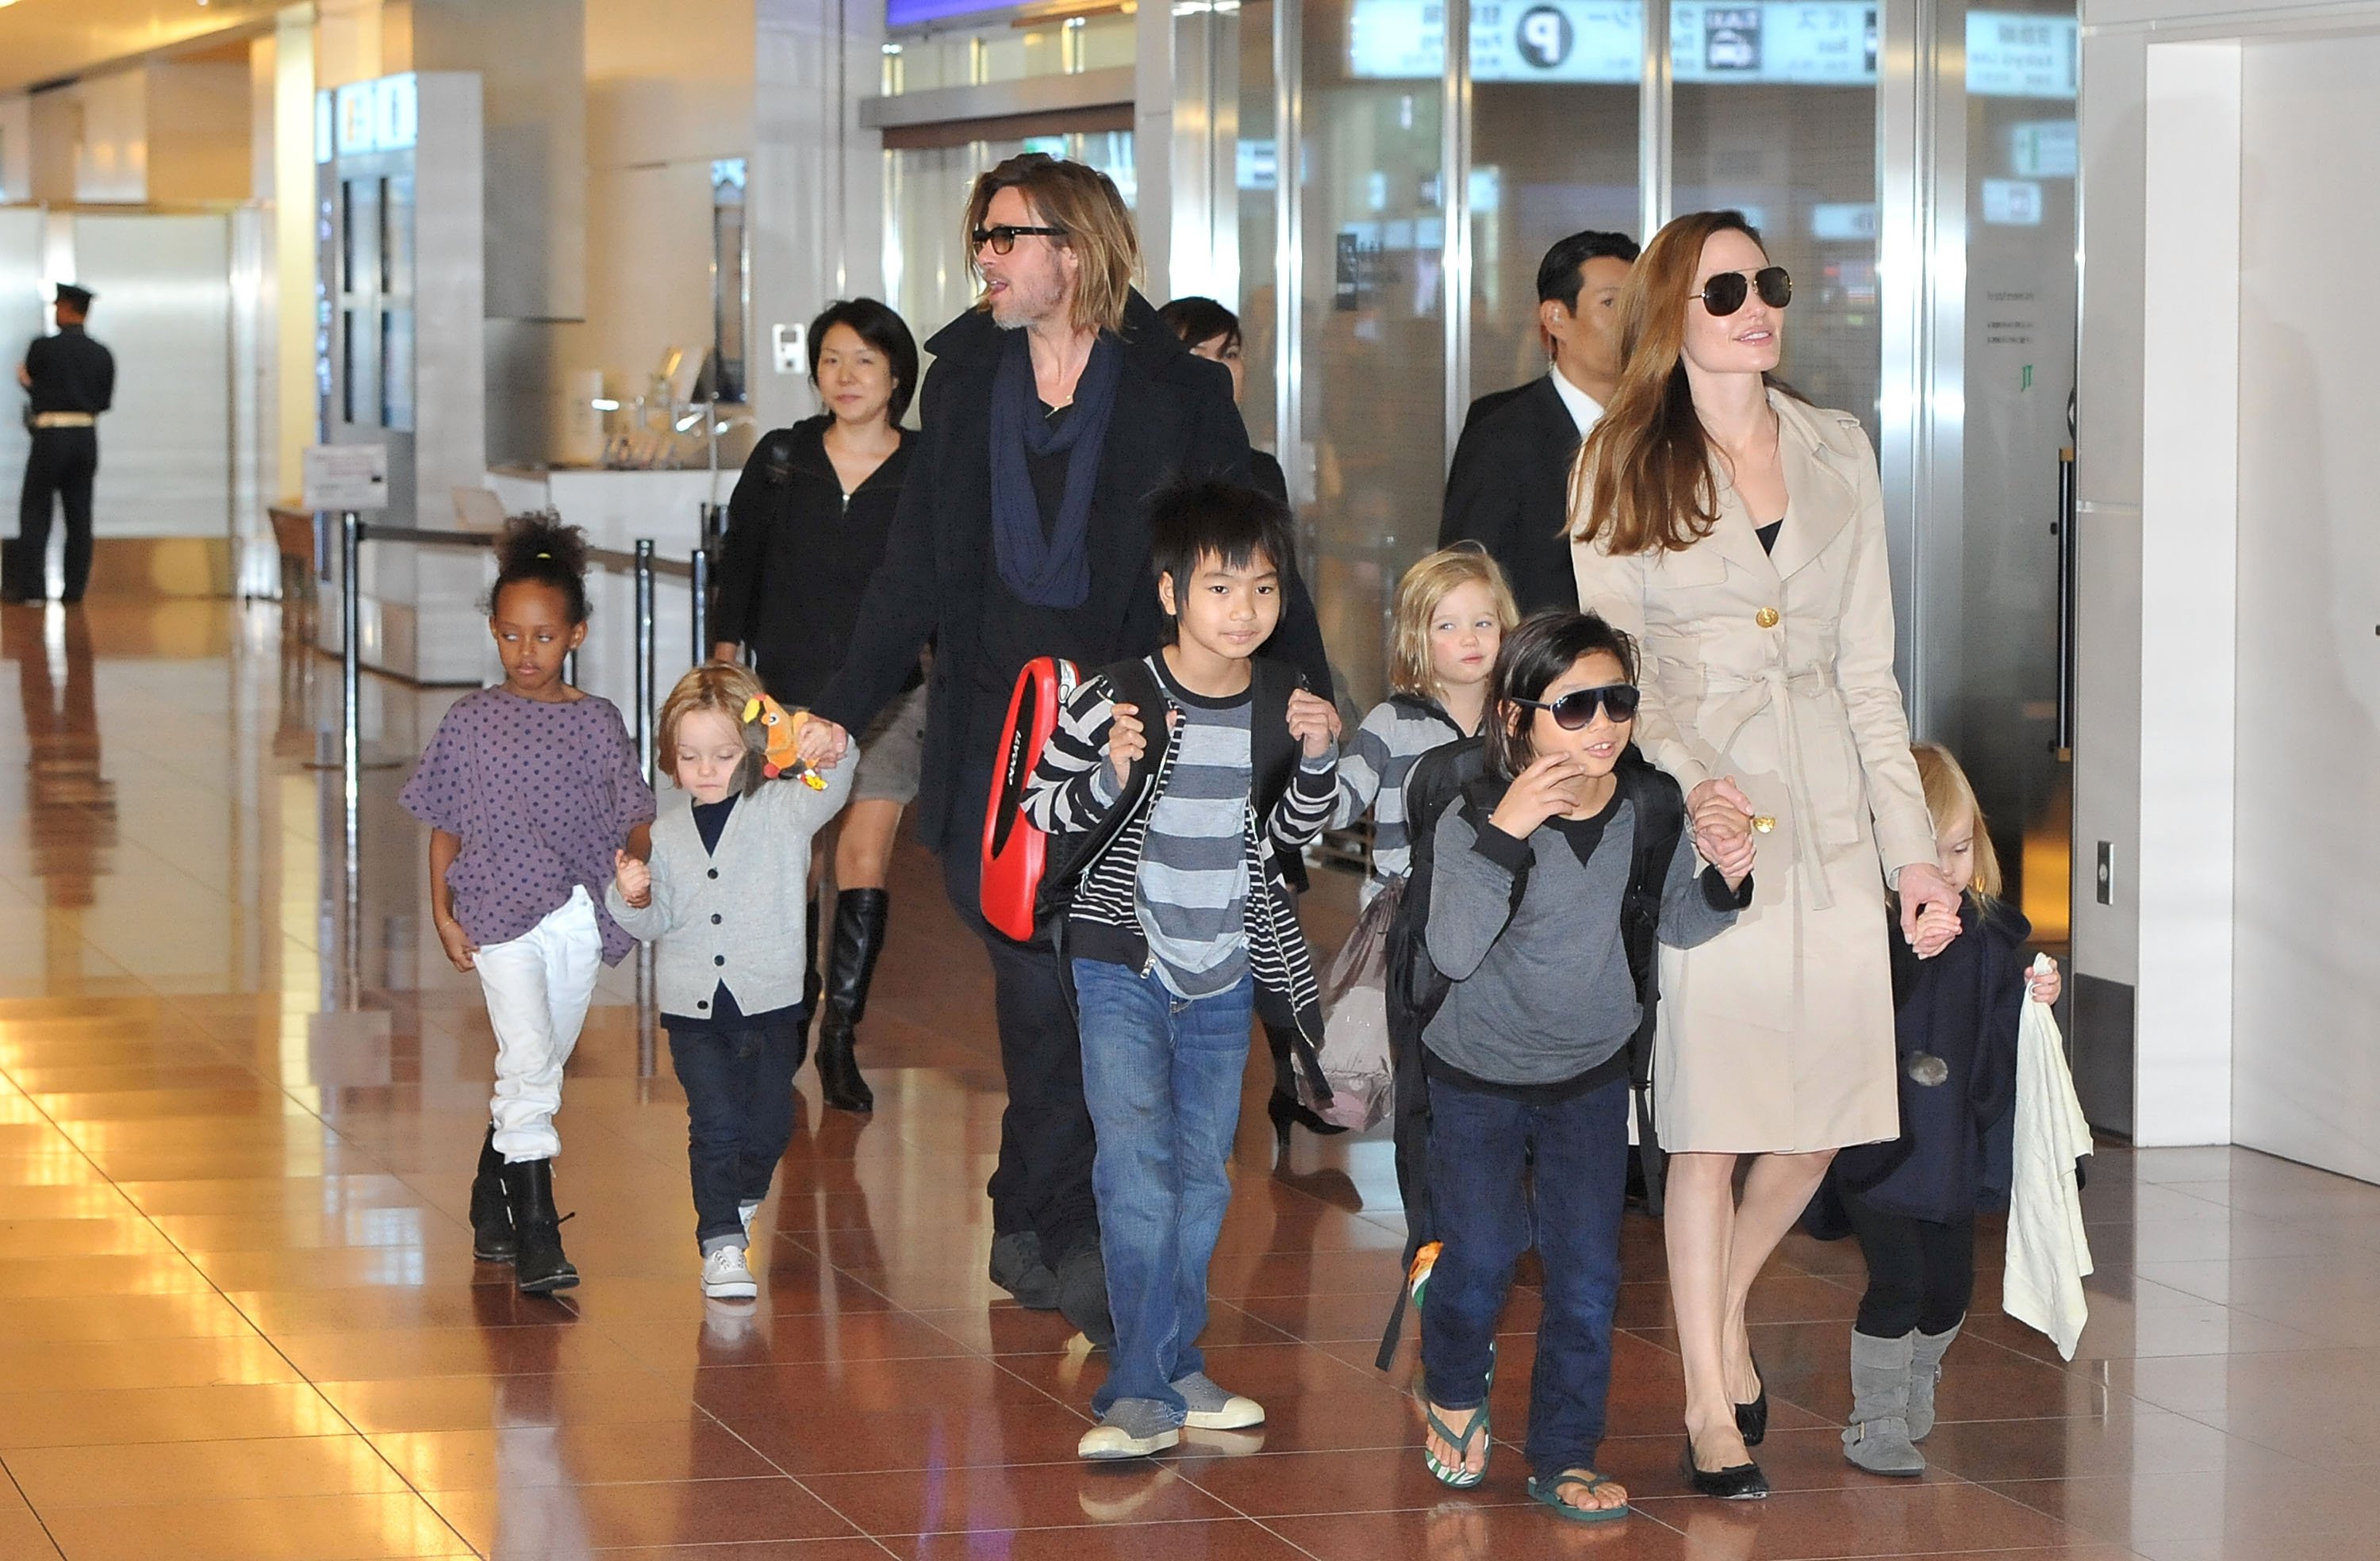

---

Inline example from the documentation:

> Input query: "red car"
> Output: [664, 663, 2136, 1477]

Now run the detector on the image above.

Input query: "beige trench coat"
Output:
[1572, 392, 1937, 1154]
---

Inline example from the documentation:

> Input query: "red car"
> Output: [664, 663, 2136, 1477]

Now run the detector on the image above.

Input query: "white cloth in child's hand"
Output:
[2003, 953, 2094, 1360]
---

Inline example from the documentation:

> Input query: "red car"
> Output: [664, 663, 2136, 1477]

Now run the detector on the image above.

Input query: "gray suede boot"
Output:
[1842, 1330, 1925, 1476]
[1907, 1319, 1962, 1442]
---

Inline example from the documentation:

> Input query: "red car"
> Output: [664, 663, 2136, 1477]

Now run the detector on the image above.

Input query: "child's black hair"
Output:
[1484, 609, 1640, 780]
[1147, 479, 1296, 640]
[486, 511, 592, 625]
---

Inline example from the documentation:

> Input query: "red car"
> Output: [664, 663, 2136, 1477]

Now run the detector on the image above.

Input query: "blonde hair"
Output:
[1568, 209, 1806, 554]
[658, 662, 769, 795]
[1911, 741, 2002, 901]
[1388, 544, 1520, 700]
[964, 154, 1142, 336]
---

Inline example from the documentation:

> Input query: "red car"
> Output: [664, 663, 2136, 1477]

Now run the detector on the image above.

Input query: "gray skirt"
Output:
[851, 680, 929, 806]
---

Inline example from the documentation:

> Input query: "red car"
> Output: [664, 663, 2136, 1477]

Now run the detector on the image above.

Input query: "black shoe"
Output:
[816, 888, 886, 1114]
[989, 1230, 1061, 1310]
[470, 1126, 516, 1263]
[1055, 1245, 1114, 1348]
[503, 1158, 580, 1294]
[1681, 1434, 1768, 1500]
[1735, 1352, 1768, 1447]
[1265, 1090, 1347, 1146]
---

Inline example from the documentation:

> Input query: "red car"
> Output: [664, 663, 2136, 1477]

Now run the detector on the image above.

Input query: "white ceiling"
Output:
[0, 0, 278, 96]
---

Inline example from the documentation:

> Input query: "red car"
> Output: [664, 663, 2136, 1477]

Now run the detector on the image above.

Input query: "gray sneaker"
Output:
[989, 1231, 1060, 1310]
[1171, 1371, 1265, 1430]
[1079, 1396, 1183, 1459]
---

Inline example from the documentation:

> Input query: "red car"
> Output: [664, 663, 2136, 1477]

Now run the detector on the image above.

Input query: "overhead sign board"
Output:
[304, 444, 390, 512]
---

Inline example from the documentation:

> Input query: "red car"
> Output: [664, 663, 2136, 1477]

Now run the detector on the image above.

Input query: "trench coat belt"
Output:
[1693, 662, 1838, 911]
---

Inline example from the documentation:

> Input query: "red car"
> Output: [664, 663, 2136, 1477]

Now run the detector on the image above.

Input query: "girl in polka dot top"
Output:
[399, 515, 656, 1297]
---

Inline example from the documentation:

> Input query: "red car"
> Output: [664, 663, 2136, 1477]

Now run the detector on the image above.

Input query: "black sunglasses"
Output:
[973, 224, 1065, 255]
[1696, 266, 1793, 316]
[1513, 684, 1641, 729]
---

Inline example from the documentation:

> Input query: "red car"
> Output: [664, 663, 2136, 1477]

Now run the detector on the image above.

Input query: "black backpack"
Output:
[1374, 736, 1685, 1369]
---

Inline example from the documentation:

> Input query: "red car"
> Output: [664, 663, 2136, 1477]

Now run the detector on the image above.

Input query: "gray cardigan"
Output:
[605, 756, 854, 1020]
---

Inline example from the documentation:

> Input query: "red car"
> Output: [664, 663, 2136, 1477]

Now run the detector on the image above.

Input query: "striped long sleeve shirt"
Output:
[1330, 693, 1472, 904]
[1024, 654, 1338, 1003]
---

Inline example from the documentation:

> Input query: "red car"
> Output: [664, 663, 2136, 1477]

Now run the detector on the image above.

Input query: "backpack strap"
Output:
[1615, 750, 1686, 1216]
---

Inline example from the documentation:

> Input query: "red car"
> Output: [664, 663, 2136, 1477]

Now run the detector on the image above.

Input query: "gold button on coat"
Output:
[1756, 606, 1781, 628]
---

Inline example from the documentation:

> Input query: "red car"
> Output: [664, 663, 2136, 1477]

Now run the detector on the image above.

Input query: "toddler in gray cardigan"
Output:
[609, 664, 853, 1299]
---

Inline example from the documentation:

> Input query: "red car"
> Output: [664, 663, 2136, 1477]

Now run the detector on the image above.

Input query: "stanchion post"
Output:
[689, 545, 710, 666]
[340, 510, 363, 1003]
[634, 538, 656, 787]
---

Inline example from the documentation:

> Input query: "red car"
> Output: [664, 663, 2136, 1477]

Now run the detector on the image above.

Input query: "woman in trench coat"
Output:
[1570, 210, 1963, 1498]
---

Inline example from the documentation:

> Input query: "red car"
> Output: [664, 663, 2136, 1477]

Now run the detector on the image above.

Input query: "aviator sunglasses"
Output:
[973, 224, 1065, 255]
[1696, 265, 1793, 316]
[1513, 684, 1641, 728]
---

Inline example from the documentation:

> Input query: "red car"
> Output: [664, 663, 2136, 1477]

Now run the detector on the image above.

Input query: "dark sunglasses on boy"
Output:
[973, 224, 1065, 255]
[1513, 684, 1641, 729]
[1696, 266, 1793, 316]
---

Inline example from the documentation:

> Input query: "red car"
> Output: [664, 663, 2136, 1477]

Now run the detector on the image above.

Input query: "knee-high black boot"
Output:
[470, 1125, 516, 1263]
[816, 888, 887, 1114]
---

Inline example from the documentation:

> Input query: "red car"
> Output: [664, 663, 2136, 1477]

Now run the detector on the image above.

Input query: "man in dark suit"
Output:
[797, 155, 1334, 1343]
[1439, 232, 1637, 612]
[10, 285, 115, 604]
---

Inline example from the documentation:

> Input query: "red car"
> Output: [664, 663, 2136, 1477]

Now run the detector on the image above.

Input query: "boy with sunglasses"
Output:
[1407, 609, 1752, 1521]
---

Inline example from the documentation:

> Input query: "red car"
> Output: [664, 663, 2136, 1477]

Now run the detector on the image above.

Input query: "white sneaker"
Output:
[702, 1245, 758, 1299]
[1172, 1371, 1265, 1430]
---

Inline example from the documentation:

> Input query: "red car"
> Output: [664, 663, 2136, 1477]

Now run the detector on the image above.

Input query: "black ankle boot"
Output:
[816, 888, 887, 1113]
[503, 1158, 579, 1294]
[470, 1126, 516, 1263]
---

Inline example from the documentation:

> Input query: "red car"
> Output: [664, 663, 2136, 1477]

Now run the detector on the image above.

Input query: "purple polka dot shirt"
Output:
[399, 687, 658, 965]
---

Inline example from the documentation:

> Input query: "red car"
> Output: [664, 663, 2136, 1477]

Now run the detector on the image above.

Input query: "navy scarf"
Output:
[988, 328, 1123, 609]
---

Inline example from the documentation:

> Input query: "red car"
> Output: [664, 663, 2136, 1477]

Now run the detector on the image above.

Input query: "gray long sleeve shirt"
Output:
[1423, 791, 1747, 1087]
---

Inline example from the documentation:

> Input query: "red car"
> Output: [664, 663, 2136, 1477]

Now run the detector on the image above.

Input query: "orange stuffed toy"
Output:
[740, 693, 829, 789]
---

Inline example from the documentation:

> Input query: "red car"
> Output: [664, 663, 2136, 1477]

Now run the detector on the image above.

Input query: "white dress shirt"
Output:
[1549, 363, 1605, 436]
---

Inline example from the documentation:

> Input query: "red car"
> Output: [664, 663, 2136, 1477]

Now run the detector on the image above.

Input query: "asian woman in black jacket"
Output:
[711, 298, 924, 1114]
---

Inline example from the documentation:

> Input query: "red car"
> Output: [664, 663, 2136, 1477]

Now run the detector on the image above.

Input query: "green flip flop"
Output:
[1527, 1469, 1630, 1524]
[1419, 1344, 1495, 1489]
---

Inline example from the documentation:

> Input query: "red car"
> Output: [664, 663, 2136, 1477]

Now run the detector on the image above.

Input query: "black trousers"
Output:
[14, 428, 98, 602]
[1844, 1189, 1975, 1337]
[940, 760, 1100, 1263]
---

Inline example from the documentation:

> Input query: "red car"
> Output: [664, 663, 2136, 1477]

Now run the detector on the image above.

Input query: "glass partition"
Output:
[1466, 3, 1640, 403]
[1671, 4, 1883, 439]
[1237, 0, 1280, 456]
[1296, 0, 1449, 708]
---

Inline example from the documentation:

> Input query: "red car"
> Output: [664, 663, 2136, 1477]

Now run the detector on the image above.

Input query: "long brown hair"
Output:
[1567, 209, 1798, 555]
[962, 153, 1141, 336]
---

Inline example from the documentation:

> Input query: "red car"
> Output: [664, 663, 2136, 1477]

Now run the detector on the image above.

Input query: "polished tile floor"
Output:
[1, 599, 2375, 1560]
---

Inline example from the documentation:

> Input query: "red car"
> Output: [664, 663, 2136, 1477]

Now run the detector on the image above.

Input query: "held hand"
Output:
[1704, 825, 1757, 888]
[435, 915, 478, 973]
[1895, 861, 1964, 950]
[613, 849, 651, 909]
[1488, 752, 1588, 839]
[1286, 689, 1338, 760]
[1910, 901, 1961, 960]
[2027, 957, 2063, 1005]
[796, 715, 848, 770]
[1688, 775, 1757, 870]
[710, 641, 740, 665]
[1107, 702, 1147, 788]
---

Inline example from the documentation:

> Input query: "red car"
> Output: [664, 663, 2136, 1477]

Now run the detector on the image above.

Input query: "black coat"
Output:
[810, 290, 1334, 855]
[712, 416, 916, 708]
[1438, 374, 1584, 616]
[1830, 897, 2029, 1224]
[23, 326, 115, 417]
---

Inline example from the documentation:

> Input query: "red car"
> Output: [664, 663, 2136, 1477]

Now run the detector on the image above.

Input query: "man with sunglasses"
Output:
[1441, 231, 1638, 614]
[797, 153, 1334, 1345]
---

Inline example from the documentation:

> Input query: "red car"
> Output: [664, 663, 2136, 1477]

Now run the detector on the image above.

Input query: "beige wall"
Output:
[147, 62, 255, 205]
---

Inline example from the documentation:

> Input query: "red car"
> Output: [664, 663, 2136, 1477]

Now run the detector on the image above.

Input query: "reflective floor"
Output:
[1, 600, 2374, 1560]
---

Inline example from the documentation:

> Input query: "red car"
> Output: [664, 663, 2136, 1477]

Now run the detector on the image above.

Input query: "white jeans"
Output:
[475, 885, 602, 1161]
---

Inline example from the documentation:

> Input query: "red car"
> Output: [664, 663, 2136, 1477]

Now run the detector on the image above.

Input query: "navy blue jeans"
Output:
[1421, 1066, 1630, 1479]
[1073, 959, 1254, 1417]
[666, 1019, 805, 1251]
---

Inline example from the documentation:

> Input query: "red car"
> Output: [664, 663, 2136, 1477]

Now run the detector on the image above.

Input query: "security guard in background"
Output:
[9, 285, 115, 604]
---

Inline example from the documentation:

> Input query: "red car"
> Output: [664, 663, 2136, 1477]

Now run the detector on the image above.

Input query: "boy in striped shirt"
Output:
[1024, 481, 1341, 1459]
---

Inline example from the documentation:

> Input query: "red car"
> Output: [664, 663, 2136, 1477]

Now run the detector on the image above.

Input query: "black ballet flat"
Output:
[1681, 1435, 1769, 1501]
[1734, 1352, 1769, 1447]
